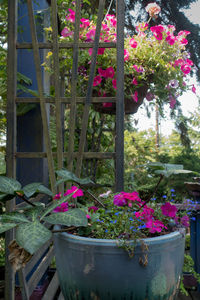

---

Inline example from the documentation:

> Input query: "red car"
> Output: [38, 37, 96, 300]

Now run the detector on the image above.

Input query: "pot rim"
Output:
[54, 226, 185, 246]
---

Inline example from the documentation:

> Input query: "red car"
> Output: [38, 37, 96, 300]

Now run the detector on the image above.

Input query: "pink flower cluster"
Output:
[113, 192, 189, 234]
[53, 186, 83, 212]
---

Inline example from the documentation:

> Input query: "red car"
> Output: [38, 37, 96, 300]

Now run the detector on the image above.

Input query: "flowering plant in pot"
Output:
[52, 2, 196, 114]
[0, 163, 192, 299]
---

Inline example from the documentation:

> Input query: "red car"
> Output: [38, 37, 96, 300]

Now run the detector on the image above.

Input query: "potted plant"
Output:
[44, 2, 197, 114]
[0, 164, 192, 299]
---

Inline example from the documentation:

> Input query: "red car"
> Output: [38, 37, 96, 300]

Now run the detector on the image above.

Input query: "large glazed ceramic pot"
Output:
[54, 229, 185, 300]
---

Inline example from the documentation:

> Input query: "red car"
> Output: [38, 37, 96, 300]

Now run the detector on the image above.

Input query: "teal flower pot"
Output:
[53, 229, 185, 300]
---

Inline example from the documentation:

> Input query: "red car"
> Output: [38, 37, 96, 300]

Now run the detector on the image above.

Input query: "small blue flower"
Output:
[105, 229, 108, 233]
[138, 224, 146, 229]
[171, 189, 175, 192]
[152, 197, 156, 201]
[113, 220, 117, 224]
[171, 194, 176, 197]
[110, 220, 113, 223]
[170, 199, 174, 202]
[163, 195, 167, 199]
[115, 212, 120, 216]
[129, 217, 134, 221]
[191, 217, 196, 221]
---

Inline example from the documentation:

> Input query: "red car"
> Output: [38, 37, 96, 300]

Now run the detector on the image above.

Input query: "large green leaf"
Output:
[44, 209, 88, 227]
[40, 194, 75, 220]
[0, 212, 30, 223]
[0, 222, 17, 234]
[147, 163, 194, 177]
[23, 203, 45, 221]
[23, 183, 53, 198]
[56, 169, 94, 186]
[0, 176, 21, 195]
[16, 221, 52, 254]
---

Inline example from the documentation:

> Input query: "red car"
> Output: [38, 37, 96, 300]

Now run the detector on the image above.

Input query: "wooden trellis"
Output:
[6, 0, 125, 298]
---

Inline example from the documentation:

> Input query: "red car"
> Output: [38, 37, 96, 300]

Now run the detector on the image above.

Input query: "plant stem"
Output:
[16, 193, 36, 207]
[80, 185, 106, 208]
[139, 174, 164, 209]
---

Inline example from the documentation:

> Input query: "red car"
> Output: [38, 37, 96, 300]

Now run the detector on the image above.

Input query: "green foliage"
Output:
[16, 221, 52, 254]
[56, 169, 94, 186]
[0, 238, 5, 266]
[44, 209, 88, 227]
[0, 177, 21, 195]
[23, 182, 53, 198]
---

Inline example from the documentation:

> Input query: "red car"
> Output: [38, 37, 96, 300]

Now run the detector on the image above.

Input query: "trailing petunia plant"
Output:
[44, 2, 197, 114]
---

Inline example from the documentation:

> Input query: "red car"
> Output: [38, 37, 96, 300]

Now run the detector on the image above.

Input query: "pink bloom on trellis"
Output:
[161, 202, 177, 218]
[145, 3, 161, 18]
[124, 49, 130, 61]
[80, 18, 90, 28]
[168, 25, 176, 32]
[166, 34, 176, 45]
[102, 23, 109, 31]
[105, 67, 115, 78]
[192, 85, 196, 94]
[169, 95, 176, 109]
[131, 91, 138, 102]
[146, 92, 154, 101]
[61, 27, 73, 37]
[173, 59, 184, 67]
[86, 29, 96, 40]
[179, 38, 188, 45]
[181, 64, 191, 75]
[86, 214, 91, 219]
[98, 48, 105, 55]
[106, 15, 116, 27]
[88, 48, 93, 56]
[133, 65, 144, 73]
[98, 68, 107, 77]
[53, 202, 69, 213]
[178, 30, 191, 37]
[112, 79, 117, 89]
[129, 38, 138, 48]
[132, 77, 138, 85]
[66, 8, 75, 23]
[93, 75, 102, 86]
[186, 59, 193, 66]
[64, 186, 84, 198]
[150, 25, 165, 40]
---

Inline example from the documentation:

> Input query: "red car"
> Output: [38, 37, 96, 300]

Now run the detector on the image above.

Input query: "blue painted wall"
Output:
[17, 0, 50, 186]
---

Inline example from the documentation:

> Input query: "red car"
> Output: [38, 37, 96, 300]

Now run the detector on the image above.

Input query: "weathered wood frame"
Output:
[6, 0, 124, 298]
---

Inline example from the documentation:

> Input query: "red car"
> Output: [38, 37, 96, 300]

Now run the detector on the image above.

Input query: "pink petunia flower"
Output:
[88, 206, 99, 213]
[98, 68, 107, 77]
[132, 77, 138, 85]
[80, 18, 90, 28]
[131, 91, 138, 102]
[93, 75, 102, 86]
[103, 102, 113, 107]
[53, 193, 61, 200]
[166, 34, 176, 45]
[86, 29, 96, 40]
[192, 85, 196, 94]
[105, 67, 115, 78]
[161, 202, 177, 218]
[64, 186, 84, 198]
[129, 38, 138, 48]
[133, 65, 144, 73]
[112, 79, 117, 89]
[66, 8, 75, 23]
[124, 49, 130, 61]
[61, 27, 73, 37]
[181, 64, 191, 75]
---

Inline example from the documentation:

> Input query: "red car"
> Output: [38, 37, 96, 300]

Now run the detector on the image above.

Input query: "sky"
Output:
[134, 1, 200, 136]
